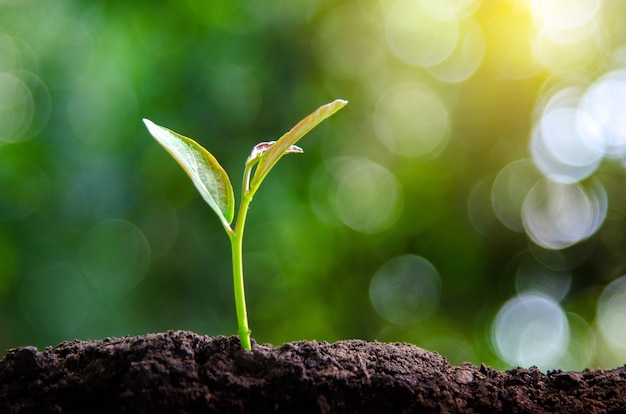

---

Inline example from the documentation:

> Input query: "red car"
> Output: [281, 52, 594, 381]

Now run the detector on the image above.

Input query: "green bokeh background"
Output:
[2, 0, 626, 370]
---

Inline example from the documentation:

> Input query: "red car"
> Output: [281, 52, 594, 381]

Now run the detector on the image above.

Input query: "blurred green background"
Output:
[2, 0, 626, 371]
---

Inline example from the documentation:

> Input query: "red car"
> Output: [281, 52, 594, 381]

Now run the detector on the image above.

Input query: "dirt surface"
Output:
[0, 330, 625, 413]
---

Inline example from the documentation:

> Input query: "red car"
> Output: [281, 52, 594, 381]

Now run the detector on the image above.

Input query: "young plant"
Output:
[142, 99, 348, 350]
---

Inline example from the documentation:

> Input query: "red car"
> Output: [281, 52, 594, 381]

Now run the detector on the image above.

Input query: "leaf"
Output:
[250, 99, 348, 191]
[143, 119, 235, 229]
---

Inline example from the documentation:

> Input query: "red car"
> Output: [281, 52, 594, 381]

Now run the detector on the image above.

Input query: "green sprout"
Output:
[143, 99, 348, 350]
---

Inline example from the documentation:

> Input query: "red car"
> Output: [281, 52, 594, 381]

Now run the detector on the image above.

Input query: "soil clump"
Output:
[1, 330, 624, 413]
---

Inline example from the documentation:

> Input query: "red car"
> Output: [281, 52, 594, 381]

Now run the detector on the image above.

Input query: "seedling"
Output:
[143, 99, 347, 350]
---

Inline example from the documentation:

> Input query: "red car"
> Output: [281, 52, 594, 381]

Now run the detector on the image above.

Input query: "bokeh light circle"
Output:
[467, 177, 499, 236]
[373, 82, 450, 157]
[522, 178, 607, 250]
[330, 157, 403, 234]
[515, 253, 571, 301]
[17, 71, 52, 140]
[0, 72, 34, 144]
[491, 159, 541, 232]
[540, 108, 603, 167]
[530, 83, 608, 183]
[370, 255, 441, 325]
[385, 0, 459, 67]
[578, 70, 626, 158]
[492, 292, 569, 369]
[530, 126, 601, 184]
[532, 33, 598, 75]
[527, 246, 571, 271]
[530, 0, 600, 44]
[536, 84, 586, 119]
[560, 312, 595, 371]
[425, 19, 486, 83]
[597, 276, 626, 352]
[0, 34, 21, 72]
[80, 219, 151, 292]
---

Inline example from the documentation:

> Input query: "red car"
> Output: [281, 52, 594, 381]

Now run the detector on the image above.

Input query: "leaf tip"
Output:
[142, 118, 159, 135]
[320, 99, 348, 117]
[330, 99, 348, 110]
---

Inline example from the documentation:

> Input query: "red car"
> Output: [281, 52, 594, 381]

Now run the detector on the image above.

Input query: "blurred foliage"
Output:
[2, 0, 626, 371]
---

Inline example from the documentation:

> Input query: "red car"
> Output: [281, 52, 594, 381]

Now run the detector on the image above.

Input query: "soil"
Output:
[0, 330, 624, 413]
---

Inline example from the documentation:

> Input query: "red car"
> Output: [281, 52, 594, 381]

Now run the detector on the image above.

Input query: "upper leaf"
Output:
[250, 99, 348, 191]
[143, 119, 235, 229]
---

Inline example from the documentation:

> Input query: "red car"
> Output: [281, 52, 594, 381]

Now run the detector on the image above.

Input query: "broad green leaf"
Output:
[250, 99, 348, 191]
[143, 119, 235, 229]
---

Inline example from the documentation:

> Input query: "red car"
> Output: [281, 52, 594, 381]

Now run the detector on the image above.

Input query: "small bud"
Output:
[248, 141, 303, 163]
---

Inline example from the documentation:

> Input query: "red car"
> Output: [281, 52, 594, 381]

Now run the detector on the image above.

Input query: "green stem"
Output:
[229, 188, 254, 350]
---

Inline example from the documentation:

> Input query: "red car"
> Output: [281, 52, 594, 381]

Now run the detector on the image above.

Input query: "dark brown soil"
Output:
[0, 330, 624, 413]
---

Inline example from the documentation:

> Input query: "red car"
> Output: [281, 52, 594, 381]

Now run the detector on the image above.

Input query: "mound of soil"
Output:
[1, 330, 624, 413]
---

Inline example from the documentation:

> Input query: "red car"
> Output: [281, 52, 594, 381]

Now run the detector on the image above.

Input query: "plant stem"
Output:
[229, 190, 254, 350]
